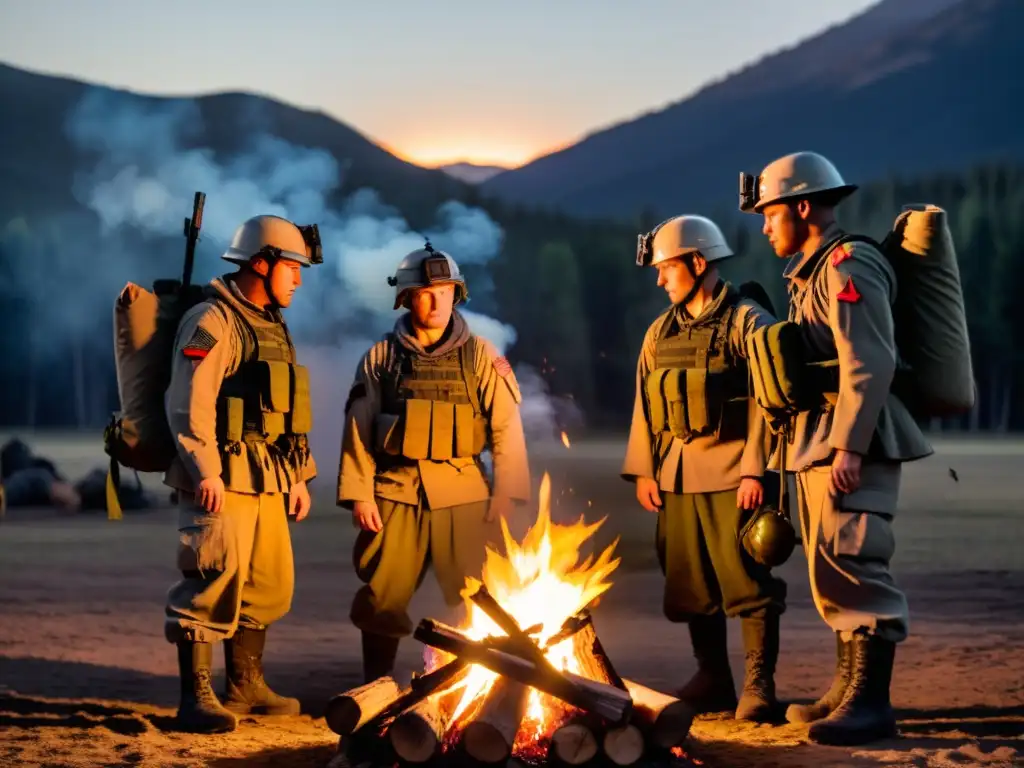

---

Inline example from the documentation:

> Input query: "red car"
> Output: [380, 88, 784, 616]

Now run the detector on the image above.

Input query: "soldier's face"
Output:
[409, 283, 456, 330]
[760, 202, 806, 257]
[655, 257, 697, 304]
[268, 259, 303, 307]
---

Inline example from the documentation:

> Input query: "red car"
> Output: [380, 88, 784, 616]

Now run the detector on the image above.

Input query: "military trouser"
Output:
[350, 494, 500, 638]
[656, 489, 787, 621]
[165, 490, 294, 644]
[795, 463, 909, 644]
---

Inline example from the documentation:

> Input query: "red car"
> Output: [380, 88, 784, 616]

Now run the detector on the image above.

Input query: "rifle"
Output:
[181, 191, 206, 293]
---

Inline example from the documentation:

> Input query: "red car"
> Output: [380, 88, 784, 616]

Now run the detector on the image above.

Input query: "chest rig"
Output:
[645, 287, 750, 444]
[214, 295, 313, 470]
[378, 335, 488, 461]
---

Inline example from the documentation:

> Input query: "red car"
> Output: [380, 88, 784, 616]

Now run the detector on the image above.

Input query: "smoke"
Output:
[57, 86, 568, 471]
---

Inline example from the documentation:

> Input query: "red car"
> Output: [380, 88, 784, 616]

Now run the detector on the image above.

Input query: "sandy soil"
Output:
[0, 433, 1022, 768]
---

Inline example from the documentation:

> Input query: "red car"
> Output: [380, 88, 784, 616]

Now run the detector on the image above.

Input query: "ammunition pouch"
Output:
[645, 366, 748, 443]
[217, 360, 313, 452]
[747, 321, 847, 428]
[376, 399, 487, 461]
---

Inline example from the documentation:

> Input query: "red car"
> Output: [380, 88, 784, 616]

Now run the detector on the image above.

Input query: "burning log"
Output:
[388, 696, 448, 763]
[325, 676, 404, 736]
[386, 661, 473, 762]
[546, 716, 600, 766]
[622, 679, 695, 749]
[326, 659, 470, 737]
[414, 618, 633, 723]
[470, 584, 550, 666]
[460, 677, 531, 765]
[568, 610, 624, 689]
[601, 722, 645, 766]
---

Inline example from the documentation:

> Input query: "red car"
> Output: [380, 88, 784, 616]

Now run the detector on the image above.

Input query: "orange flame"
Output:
[560, 431, 571, 448]
[432, 472, 620, 756]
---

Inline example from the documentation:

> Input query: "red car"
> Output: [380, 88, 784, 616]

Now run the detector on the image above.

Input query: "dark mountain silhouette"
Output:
[439, 162, 509, 185]
[479, 0, 1020, 220]
[0, 61, 472, 226]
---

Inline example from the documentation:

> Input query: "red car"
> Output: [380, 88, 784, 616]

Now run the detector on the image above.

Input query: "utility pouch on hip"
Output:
[222, 397, 244, 443]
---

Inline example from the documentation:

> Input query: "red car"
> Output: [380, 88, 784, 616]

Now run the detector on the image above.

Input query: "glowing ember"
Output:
[560, 431, 571, 448]
[424, 472, 620, 758]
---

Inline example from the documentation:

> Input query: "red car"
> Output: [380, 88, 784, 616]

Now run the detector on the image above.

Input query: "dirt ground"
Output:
[1, 432, 1022, 768]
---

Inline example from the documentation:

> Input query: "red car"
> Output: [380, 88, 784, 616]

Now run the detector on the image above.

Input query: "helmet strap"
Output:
[676, 254, 705, 307]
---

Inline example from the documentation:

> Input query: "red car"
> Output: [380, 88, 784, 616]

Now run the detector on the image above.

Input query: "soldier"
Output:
[163, 214, 322, 733]
[338, 242, 532, 684]
[622, 215, 787, 723]
[740, 152, 933, 745]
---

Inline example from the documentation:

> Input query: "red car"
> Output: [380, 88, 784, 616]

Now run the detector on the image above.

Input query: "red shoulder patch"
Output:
[493, 356, 512, 377]
[182, 326, 217, 359]
[831, 241, 855, 267]
[836, 277, 862, 303]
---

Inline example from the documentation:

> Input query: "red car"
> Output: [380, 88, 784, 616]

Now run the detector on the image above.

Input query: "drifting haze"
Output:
[58, 86, 570, 469]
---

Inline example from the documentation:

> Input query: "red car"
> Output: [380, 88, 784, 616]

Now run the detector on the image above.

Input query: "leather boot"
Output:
[807, 632, 898, 745]
[675, 612, 738, 714]
[175, 640, 237, 733]
[362, 631, 401, 684]
[787, 632, 851, 724]
[735, 608, 783, 723]
[222, 627, 301, 715]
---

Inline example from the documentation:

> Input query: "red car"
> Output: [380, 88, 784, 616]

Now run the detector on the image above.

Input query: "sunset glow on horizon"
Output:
[381, 136, 578, 170]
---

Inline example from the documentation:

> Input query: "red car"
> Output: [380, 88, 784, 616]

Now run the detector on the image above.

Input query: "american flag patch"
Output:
[182, 327, 218, 359]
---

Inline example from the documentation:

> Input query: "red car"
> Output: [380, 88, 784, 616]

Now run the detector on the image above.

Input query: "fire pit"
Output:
[326, 475, 697, 767]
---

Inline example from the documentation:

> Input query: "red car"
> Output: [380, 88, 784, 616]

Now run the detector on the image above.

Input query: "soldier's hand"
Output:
[636, 478, 662, 513]
[736, 477, 764, 510]
[353, 500, 383, 533]
[288, 481, 311, 522]
[197, 476, 225, 514]
[486, 496, 513, 523]
[830, 449, 863, 497]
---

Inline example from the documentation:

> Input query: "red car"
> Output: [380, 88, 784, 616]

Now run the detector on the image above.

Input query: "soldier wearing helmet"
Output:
[622, 215, 787, 723]
[162, 214, 324, 733]
[740, 152, 931, 745]
[337, 241, 532, 684]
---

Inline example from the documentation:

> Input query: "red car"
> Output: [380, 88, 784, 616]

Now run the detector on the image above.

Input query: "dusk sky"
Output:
[1, 0, 878, 168]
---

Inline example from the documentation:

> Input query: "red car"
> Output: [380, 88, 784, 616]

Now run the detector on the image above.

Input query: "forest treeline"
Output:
[1, 163, 1021, 433]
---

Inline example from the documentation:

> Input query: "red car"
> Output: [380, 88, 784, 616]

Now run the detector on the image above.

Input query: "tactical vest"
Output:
[212, 292, 313, 478]
[644, 288, 750, 444]
[377, 335, 488, 461]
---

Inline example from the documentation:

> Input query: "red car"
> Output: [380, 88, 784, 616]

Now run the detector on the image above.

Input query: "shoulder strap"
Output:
[207, 294, 258, 362]
[460, 337, 484, 416]
[653, 307, 676, 341]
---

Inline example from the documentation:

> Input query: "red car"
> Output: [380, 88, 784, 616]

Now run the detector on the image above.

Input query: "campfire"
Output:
[326, 474, 696, 767]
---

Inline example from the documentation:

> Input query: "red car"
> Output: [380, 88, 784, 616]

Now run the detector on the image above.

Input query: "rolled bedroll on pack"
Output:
[887, 204, 976, 417]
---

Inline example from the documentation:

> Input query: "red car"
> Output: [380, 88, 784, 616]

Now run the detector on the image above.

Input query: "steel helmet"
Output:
[739, 504, 797, 568]
[387, 241, 468, 310]
[222, 215, 323, 267]
[636, 215, 735, 267]
[739, 151, 857, 213]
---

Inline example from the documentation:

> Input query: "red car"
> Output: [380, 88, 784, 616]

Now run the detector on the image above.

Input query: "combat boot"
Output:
[222, 627, 301, 715]
[362, 631, 401, 684]
[786, 632, 851, 724]
[175, 640, 237, 733]
[807, 632, 898, 746]
[735, 608, 783, 723]
[675, 612, 738, 714]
